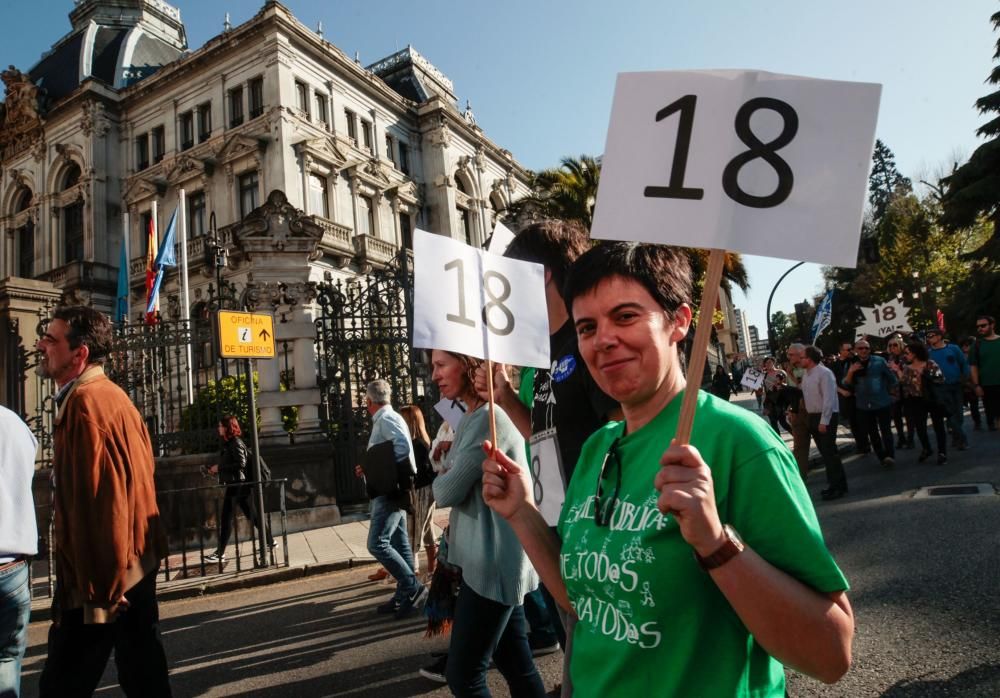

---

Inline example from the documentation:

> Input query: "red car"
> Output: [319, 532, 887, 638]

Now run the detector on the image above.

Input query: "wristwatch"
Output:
[695, 524, 745, 571]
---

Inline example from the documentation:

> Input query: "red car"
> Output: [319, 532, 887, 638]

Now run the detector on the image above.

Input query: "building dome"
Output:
[28, 0, 187, 101]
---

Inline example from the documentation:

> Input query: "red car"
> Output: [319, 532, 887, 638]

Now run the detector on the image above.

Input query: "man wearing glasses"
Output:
[843, 339, 898, 467]
[970, 315, 1000, 432]
[926, 328, 970, 450]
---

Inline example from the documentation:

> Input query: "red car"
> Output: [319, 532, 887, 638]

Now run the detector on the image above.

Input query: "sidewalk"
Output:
[29, 507, 450, 621]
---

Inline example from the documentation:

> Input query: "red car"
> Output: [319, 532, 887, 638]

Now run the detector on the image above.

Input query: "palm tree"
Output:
[507, 155, 601, 227]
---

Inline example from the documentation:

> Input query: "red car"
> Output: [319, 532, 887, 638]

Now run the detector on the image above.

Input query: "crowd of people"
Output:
[2, 226, 997, 697]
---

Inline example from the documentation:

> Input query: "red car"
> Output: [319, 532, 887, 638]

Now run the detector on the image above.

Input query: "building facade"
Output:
[0, 1, 531, 445]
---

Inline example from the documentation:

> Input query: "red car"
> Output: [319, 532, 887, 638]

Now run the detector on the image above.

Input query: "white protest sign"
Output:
[529, 428, 565, 526]
[855, 298, 912, 338]
[488, 221, 516, 254]
[434, 397, 467, 431]
[413, 229, 549, 369]
[740, 367, 765, 391]
[592, 70, 881, 267]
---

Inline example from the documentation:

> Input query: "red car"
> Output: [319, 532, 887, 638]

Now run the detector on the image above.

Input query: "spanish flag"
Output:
[145, 213, 158, 324]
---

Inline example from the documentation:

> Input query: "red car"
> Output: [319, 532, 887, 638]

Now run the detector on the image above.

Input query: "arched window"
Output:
[15, 187, 33, 278]
[61, 163, 84, 264]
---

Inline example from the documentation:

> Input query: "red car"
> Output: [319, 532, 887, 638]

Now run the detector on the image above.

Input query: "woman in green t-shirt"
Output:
[482, 242, 854, 697]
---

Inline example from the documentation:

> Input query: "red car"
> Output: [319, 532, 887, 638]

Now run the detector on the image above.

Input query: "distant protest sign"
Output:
[855, 298, 913, 338]
[740, 367, 766, 391]
[412, 229, 549, 369]
[592, 70, 881, 268]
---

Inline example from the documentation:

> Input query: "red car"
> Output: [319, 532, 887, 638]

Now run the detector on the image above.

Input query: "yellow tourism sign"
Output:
[217, 311, 276, 359]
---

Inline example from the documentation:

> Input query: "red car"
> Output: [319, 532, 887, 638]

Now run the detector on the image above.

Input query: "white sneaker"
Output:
[205, 552, 226, 564]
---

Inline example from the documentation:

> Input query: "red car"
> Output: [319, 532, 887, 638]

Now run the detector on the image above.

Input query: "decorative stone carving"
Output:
[427, 121, 451, 149]
[228, 189, 324, 261]
[0, 66, 45, 161]
[79, 101, 110, 138]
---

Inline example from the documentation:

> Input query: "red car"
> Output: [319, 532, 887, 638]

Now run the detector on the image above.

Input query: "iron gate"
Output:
[315, 250, 440, 509]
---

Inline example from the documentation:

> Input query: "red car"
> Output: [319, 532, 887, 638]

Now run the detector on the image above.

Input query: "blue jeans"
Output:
[367, 495, 418, 601]
[0, 560, 30, 698]
[446, 583, 546, 698]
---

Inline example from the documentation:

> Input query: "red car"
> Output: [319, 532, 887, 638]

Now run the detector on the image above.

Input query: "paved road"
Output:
[19, 407, 1000, 697]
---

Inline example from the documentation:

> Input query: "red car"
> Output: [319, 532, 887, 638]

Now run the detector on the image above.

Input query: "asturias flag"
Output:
[146, 208, 178, 322]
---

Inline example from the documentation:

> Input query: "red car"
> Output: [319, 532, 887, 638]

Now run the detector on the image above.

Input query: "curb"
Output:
[30, 558, 379, 624]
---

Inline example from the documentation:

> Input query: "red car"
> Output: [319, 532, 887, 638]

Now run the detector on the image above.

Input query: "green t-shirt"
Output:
[557, 390, 848, 697]
[973, 337, 1000, 386]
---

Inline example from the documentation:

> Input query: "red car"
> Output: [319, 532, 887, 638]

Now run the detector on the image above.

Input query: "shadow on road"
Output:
[881, 663, 1000, 697]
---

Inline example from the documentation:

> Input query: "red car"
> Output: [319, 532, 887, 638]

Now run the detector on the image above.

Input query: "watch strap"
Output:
[695, 524, 745, 571]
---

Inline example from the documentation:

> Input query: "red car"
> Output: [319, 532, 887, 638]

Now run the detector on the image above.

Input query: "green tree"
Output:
[868, 139, 912, 226]
[507, 154, 602, 227]
[941, 9, 1000, 258]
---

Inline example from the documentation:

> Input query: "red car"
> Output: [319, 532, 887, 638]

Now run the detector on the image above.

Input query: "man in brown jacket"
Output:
[36, 306, 170, 697]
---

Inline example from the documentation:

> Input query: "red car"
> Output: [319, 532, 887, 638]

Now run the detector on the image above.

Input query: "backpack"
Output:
[239, 439, 272, 482]
[413, 439, 436, 489]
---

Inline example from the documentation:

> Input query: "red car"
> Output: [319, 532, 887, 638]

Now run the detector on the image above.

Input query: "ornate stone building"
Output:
[0, 0, 530, 439]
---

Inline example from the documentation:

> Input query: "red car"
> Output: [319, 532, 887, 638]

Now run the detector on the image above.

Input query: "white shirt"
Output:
[0, 405, 39, 560]
[801, 363, 839, 426]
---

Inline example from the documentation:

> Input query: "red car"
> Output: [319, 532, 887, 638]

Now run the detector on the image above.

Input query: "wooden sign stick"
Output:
[485, 358, 498, 454]
[675, 248, 727, 444]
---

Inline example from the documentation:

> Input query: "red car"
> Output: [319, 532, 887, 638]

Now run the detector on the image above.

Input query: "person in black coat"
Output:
[711, 365, 733, 401]
[205, 415, 273, 563]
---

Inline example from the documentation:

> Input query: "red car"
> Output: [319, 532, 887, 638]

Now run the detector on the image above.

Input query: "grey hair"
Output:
[366, 379, 391, 404]
[787, 343, 806, 353]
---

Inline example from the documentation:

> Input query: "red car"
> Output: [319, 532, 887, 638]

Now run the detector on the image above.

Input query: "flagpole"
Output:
[179, 189, 194, 404]
[123, 210, 130, 322]
[151, 200, 159, 321]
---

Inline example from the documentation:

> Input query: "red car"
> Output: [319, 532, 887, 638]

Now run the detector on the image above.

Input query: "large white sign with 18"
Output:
[592, 70, 881, 268]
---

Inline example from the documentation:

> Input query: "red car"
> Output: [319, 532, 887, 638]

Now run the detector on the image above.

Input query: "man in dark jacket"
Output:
[843, 338, 898, 467]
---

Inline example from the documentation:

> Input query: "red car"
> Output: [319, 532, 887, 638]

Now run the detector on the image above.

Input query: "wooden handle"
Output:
[675, 248, 727, 444]
[486, 359, 498, 454]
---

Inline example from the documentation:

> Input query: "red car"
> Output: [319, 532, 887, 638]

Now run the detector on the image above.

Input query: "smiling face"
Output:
[35, 318, 87, 387]
[430, 350, 470, 402]
[572, 275, 691, 415]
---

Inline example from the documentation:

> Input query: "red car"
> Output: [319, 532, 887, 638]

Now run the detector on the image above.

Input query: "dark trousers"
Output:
[39, 569, 171, 698]
[983, 385, 1000, 430]
[857, 406, 895, 460]
[808, 413, 847, 492]
[902, 397, 947, 454]
[446, 583, 546, 698]
[965, 391, 982, 428]
[522, 587, 559, 648]
[891, 400, 912, 445]
[218, 484, 272, 553]
[839, 394, 868, 452]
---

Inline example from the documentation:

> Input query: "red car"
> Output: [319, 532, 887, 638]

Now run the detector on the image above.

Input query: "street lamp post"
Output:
[766, 261, 805, 356]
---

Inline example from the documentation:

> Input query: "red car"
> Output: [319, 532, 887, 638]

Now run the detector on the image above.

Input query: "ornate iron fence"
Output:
[314, 250, 440, 510]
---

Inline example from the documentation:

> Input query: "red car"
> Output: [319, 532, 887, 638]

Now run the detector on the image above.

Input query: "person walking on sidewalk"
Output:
[970, 315, 1000, 431]
[844, 339, 898, 467]
[430, 349, 546, 698]
[355, 380, 426, 619]
[0, 406, 38, 698]
[205, 415, 275, 564]
[926, 328, 970, 450]
[799, 346, 848, 500]
[35, 306, 170, 697]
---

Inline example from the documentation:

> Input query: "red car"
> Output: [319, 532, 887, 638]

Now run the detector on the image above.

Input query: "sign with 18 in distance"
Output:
[592, 70, 881, 268]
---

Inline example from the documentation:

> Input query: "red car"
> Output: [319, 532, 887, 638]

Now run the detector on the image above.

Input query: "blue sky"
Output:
[4, 1, 996, 334]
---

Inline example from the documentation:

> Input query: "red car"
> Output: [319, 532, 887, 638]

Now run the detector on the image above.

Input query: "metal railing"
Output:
[30, 479, 289, 599]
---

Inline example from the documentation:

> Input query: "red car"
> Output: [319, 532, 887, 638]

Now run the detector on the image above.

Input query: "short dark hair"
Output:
[804, 345, 824, 364]
[977, 315, 995, 325]
[906, 342, 929, 361]
[52, 306, 113, 365]
[505, 220, 591, 292]
[562, 242, 692, 320]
